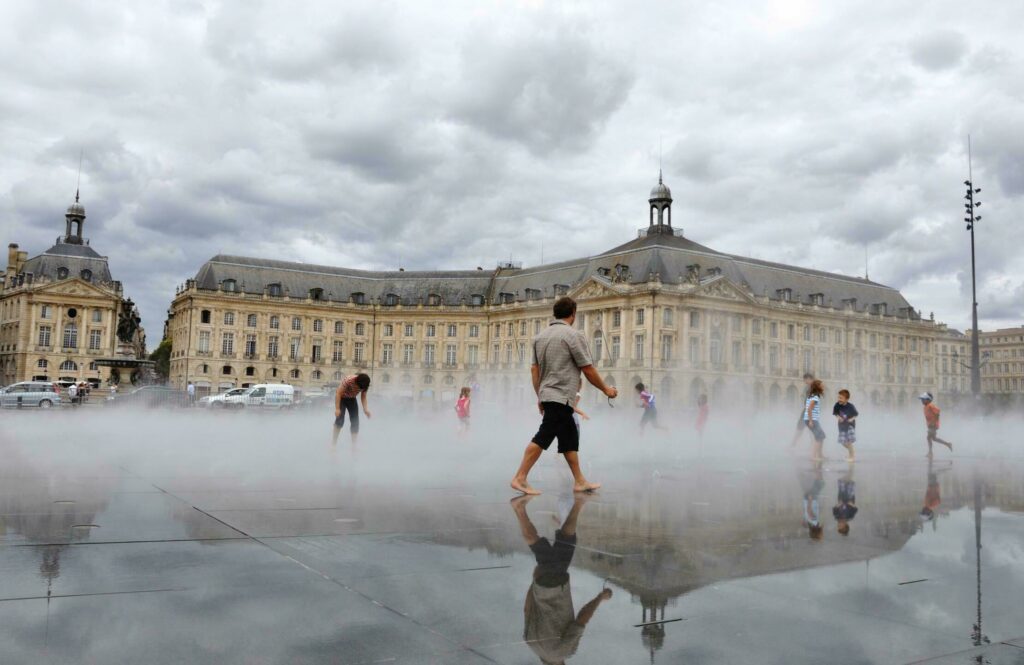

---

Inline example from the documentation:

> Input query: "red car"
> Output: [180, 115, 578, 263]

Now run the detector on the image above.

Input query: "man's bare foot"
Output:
[509, 494, 536, 509]
[945, 442, 954, 451]
[845, 456, 855, 463]
[573, 481, 601, 493]
[511, 479, 541, 495]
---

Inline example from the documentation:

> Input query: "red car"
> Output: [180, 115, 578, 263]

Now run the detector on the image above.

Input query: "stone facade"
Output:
[167, 176, 949, 410]
[0, 197, 144, 387]
[973, 326, 1024, 395]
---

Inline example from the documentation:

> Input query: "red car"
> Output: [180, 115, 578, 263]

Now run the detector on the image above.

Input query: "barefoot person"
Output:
[803, 379, 827, 461]
[455, 386, 472, 435]
[511, 494, 612, 664]
[333, 373, 371, 445]
[919, 392, 953, 457]
[510, 297, 617, 495]
[789, 372, 816, 448]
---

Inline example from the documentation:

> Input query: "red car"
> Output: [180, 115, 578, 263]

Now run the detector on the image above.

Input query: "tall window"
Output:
[291, 317, 302, 331]
[709, 336, 721, 364]
[404, 324, 414, 337]
[689, 337, 700, 364]
[38, 325, 51, 347]
[634, 334, 645, 360]
[290, 337, 301, 360]
[517, 343, 526, 363]
[403, 344, 414, 363]
[63, 324, 78, 349]
[507, 322, 514, 337]
[786, 348, 796, 370]
[611, 335, 621, 360]
[313, 319, 323, 333]
[467, 345, 479, 365]
[332, 340, 344, 362]
[612, 310, 621, 328]
[446, 344, 457, 365]
[635, 309, 645, 325]
[201, 310, 211, 324]
[752, 343, 762, 368]
[818, 328, 826, 343]
[834, 329, 843, 345]
[662, 308, 674, 326]
[424, 343, 435, 364]
[534, 320, 541, 335]
[426, 324, 436, 337]
[198, 330, 211, 352]
[593, 333, 603, 361]
[355, 322, 365, 336]
[469, 324, 479, 338]
[224, 311, 235, 325]
[661, 335, 672, 361]
[89, 329, 102, 350]
[311, 342, 322, 362]
[382, 343, 394, 364]
[769, 322, 778, 338]
[448, 324, 458, 337]
[91, 309, 102, 323]
[221, 332, 234, 355]
[731, 341, 741, 366]
[769, 345, 779, 371]
[689, 311, 700, 328]
[494, 323, 501, 338]
[268, 336, 279, 357]
[245, 334, 257, 357]
[787, 324, 795, 340]
[41, 304, 51, 319]
[247, 313, 257, 328]
[270, 316, 280, 330]
[491, 343, 500, 363]
[334, 321, 344, 334]
[383, 324, 394, 336]
[752, 318, 762, 335]
[803, 326, 810, 341]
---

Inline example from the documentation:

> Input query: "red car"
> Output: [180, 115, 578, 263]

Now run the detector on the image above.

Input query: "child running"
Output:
[832, 389, 859, 462]
[919, 392, 953, 457]
[789, 373, 816, 448]
[635, 383, 662, 433]
[455, 386, 472, 435]
[803, 379, 827, 461]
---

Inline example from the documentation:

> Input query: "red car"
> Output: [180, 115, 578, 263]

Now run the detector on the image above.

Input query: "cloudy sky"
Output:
[1, 0, 1022, 336]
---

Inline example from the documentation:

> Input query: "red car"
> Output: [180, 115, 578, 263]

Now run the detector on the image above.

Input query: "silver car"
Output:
[0, 381, 62, 409]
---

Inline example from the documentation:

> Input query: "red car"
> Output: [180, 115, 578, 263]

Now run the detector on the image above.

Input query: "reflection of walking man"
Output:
[512, 495, 611, 664]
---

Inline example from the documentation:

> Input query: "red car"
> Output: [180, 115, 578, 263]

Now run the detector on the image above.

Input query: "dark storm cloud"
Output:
[1, 0, 1023, 335]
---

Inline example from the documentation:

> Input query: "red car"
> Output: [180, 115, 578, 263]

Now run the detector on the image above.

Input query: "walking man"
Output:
[186, 381, 196, 406]
[510, 297, 617, 495]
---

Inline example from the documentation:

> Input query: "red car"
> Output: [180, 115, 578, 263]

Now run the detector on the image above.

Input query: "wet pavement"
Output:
[1, 408, 1023, 664]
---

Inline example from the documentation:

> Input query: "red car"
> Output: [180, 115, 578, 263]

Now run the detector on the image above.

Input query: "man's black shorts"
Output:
[530, 530, 577, 587]
[532, 402, 579, 453]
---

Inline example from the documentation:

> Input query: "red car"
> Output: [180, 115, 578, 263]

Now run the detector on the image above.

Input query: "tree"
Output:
[149, 338, 172, 380]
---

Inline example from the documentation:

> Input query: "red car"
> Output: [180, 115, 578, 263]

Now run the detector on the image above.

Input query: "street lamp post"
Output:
[964, 137, 982, 397]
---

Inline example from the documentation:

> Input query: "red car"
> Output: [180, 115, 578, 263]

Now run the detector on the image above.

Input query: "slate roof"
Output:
[19, 240, 114, 284]
[194, 229, 915, 314]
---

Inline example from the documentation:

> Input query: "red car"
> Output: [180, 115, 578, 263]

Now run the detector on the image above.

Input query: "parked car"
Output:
[198, 388, 247, 408]
[294, 391, 332, 411]
[0, 381, 62, 409]
[223, 384, 295, 409]
[108, 385, 190, 408]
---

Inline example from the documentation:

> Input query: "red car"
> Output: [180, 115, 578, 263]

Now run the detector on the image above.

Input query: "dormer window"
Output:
[776, 288, 792, 301]
[597, 267, 610, 277]
[525, 288, 542, 301]
[384, 293, 400, 306]
[223, 279, 237, 292]
[57, 267, 69, 279]
[498, 292, 514, 305]
[871, 303, 887, 315]
[707, 267, 722, 277]
[267, 283, 282, 297]
[553, 284, 569, 296]
[470, 294, 484, 306]
[809, 293, 824, 306]
[427, 293, 441, 306]
[80, 269, 92, 282]
[841, 297, 857, 309]
[309, 288, 324, 301]
[351, 292, 366, 305]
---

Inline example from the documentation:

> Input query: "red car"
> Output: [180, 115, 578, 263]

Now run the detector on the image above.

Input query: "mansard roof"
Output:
[19, 240, 113, 284]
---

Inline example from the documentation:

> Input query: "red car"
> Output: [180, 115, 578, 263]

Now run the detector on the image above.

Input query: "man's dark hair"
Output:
[635, 382, 645, 392]
[552, 296, 577, 320]
[355, 373, 371, 391]
[802, 372, 815, 380]
[838, 389, 850, 398]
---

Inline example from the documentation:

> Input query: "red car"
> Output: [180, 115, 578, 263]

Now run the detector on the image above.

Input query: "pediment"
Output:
[34, 278, 115, 299]
[569, 276, 628, 300]
[691, 275, 755, 303]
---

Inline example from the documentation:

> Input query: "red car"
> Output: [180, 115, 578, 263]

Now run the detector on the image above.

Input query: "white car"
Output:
[224, 384, 295, 409]
[198, 388, 248, 408]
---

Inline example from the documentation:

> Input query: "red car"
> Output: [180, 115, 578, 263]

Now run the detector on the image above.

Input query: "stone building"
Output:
[0, 194, 145, 388]
[972, 326, 1024, 396]
[935, 328, 969, 401]
[167, 175, 948, 408]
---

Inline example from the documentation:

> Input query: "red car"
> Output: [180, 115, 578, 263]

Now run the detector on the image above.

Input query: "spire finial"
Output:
[658, 169, 663, 185]
[75, 149, 82, 203]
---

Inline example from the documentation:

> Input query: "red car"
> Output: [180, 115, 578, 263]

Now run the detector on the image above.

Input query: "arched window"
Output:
[269, 315, 280, 329]
[333, 371, 342, 380]
[59, 360, 77, 371]
[37, 359, 48, 369]
[198, 363, 209, 374]
[80, 269, 92, 282]
[201, 310, 211, 324]
[289, 369, 301, 379]
[267, 283, 282, 297]
[222, 279, 237, 292]
[312, 370, 322, 380]
[57, 267, 69, 279]
[246, 314, 257, 327]
[334, 321, 344, 334]
[245, 366, 255, 376]
[222, 365, 233, 375]
[355, 322, 365, 336]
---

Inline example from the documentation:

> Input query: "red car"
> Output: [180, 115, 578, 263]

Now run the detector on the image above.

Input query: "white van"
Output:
[224, 383, 295, 409]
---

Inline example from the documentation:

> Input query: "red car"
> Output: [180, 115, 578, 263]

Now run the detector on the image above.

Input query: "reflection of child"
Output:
[455, 387, 471, 434]
[832, 389, 859, 462]
[801, 463, 824, 541]
[695, 394, 709, 439]
[832, 476, 858, 536]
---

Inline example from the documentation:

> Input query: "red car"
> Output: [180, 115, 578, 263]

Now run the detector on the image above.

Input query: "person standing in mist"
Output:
[333, 373, 372, 445]
[510, 296, 617, 495]
[789, 372, 816, 448]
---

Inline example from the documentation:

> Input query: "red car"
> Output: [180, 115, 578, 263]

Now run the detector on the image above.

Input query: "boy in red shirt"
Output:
[919, 392, 952, 457]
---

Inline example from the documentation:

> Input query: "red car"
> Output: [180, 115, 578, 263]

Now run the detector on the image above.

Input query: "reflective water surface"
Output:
[1, 408, 1022, 664]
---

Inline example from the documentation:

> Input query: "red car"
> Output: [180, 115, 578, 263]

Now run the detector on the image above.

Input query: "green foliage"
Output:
[149, 337, 172, 379]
